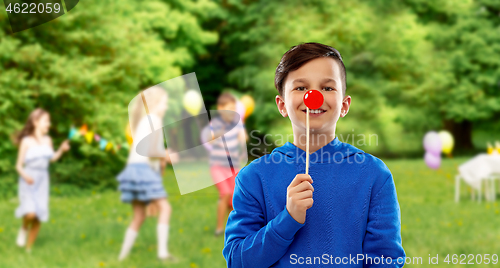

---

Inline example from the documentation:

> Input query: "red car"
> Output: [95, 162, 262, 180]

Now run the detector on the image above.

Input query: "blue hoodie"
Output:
[223, 137, 405, 267]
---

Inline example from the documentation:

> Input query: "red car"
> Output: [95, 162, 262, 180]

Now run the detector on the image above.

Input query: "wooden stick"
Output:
[306, 107, 309, 175]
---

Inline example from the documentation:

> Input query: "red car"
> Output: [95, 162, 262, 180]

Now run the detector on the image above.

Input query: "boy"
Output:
[223, 43, 405, 267]
[210, 92, 248, 236]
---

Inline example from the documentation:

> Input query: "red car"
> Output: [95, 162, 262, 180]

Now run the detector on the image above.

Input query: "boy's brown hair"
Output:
[217, 92, 237, 107]
[274, 42, 346, 97]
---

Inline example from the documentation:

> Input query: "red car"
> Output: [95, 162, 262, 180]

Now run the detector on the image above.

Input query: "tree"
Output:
[401, 0, 500, 150]
[0, 0, 218, 196]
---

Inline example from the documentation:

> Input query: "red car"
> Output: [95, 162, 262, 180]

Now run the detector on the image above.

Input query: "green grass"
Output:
[0, 157, 499, 267]
[0, 168, 225, 268]
[391, 157, 500, 267]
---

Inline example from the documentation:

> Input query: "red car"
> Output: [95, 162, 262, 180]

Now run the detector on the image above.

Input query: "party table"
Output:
[456, 153, 500, 202]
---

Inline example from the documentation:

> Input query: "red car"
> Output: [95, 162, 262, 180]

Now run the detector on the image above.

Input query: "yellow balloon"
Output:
[438, 130, 454, 155]
[183, 89, 203, 116]
[487, 142, 493, 155]
[240, 95, 255, 119]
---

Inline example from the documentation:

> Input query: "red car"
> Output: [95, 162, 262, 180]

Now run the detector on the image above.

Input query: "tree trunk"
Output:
[443, 119, 474, 152]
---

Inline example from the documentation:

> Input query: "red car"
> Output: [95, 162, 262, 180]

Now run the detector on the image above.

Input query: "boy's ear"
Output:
[340, 95, 351, 118]
[275, 95, 288, 117]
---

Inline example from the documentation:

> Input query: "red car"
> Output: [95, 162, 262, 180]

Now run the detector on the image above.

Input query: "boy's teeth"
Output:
[309, 109, 324, 114]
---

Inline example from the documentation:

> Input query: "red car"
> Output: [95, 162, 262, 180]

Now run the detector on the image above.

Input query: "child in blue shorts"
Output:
[223, 43, 406, 267]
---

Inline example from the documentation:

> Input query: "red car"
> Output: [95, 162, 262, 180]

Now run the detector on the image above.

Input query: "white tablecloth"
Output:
[458, 153, 500, 190]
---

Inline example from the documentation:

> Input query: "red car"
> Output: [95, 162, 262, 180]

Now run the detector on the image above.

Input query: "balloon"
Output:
[303, 90, 324, 110]
[79, 124, 88, 135]
[236, 100, 246, 121]
[424, 151, 441, 169]
[125, 123, 133, 145]
[423, 131, 442, 156]
[99, 139, 107, 150]
[438, 130, 454, 155]
[487, 142, 494, 155]
[240, 95, 255, 119]
[84, 131, 94, 144]
[200, 124, 213, 151]
[183, 89, 203, 116]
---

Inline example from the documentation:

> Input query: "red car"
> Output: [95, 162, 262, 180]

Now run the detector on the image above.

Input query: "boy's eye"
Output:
[295, 86, 307, 91]
[323, 87, 335, 91]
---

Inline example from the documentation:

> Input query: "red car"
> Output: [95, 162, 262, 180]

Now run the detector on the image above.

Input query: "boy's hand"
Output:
[286, 174, 314, 224]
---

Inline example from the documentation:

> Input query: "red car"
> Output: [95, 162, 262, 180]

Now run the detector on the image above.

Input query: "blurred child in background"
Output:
[209, 93, 248, 236]
[117, 86, 178, 262]
[145, 158, 168, 217]
[14, 108, 70, 252]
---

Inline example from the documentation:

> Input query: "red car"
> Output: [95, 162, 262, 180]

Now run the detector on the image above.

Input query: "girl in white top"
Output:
[14, 108, 70, 252]
[116, 86, 178, 262]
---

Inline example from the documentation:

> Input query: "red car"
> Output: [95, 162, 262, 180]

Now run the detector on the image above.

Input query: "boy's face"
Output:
[217, 102, 237, 122]
[275, 57, 351, 135]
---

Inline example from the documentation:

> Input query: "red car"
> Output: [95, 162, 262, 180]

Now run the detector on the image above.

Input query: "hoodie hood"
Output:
[271, 137, 364, 164]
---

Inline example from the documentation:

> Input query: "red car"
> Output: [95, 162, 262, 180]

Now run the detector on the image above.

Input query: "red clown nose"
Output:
[303, 90, 324, 110]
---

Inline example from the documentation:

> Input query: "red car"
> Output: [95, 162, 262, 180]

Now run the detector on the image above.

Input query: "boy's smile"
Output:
[301, 108, 326, 117]
[276, 57, 351, 143]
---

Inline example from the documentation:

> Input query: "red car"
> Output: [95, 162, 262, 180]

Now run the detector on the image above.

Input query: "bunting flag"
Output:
[67, 124, 129, 153]
[105, 142, 113, 152]
[79, 124, 88, 135]
[99, 138, 108, 150]
[84, 131, 94, 144]
[121, 142, 130, 151]
[125, 123, 133, 145]
[68, 127, 78, 139]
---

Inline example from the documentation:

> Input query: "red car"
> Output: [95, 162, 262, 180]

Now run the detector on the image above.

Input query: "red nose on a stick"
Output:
[303, 90, 324, 110]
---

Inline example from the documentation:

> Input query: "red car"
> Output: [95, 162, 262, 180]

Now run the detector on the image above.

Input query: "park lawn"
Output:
[0, 157, 498, 268]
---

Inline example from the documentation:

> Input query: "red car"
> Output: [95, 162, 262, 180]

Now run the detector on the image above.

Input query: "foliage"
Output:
[0, 0, 218, 197]
[200, 0, 500, 155]
[1, 0, 500, 195]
